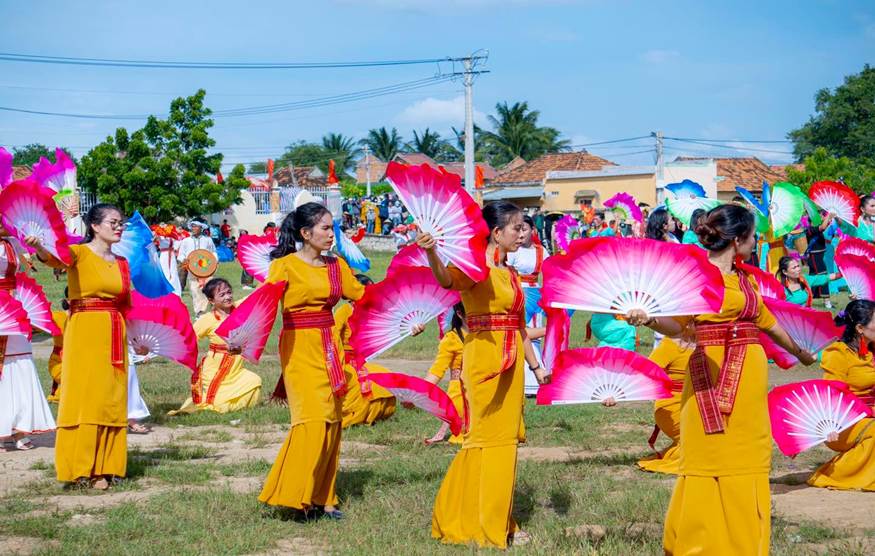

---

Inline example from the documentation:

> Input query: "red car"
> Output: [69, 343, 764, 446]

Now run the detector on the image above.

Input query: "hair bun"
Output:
[834, 310, 848, 327]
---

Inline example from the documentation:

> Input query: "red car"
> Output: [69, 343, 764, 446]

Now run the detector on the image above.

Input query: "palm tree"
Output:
[322, 132, 357, 172]
[481, 101, 569, 165]
[360, 127, 403, 162]
[407, 128, 445, 159]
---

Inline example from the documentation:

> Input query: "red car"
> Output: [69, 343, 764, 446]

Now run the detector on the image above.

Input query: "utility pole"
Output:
[363, 145, 372, 197]
[463, 56, 476, 195]
[653, 130, 664, 203]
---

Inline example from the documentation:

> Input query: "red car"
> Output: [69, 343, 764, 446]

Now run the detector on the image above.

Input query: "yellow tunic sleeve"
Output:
[447, 265, 476, 292]
[337, 257, 365, 302]
[821, 344, 849, 383]
[266, 256, 285, 285]
[44, 243, 82, 269]
[193, 313, 215, 340]
[334, 303, 354, 351]
[428, 333, 460, 379]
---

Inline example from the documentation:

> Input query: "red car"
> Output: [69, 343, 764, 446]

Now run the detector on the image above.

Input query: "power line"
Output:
[664, 137, 794, 156]
[664, 135, 792, 144]
[565, 135, 651, 149]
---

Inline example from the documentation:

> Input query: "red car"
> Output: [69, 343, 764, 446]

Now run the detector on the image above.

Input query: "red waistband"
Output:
[282, 310, 335, 330]
[0, 278, 14, 291]
[671, 379, 684, 392]
[69, 298, 126, 369]
[466, 313, 521, 332]
[520, 275, 539, 285]
[208, 343, 232, 354]
[695, 322, 760, 346]
[69, 298, 123, 313]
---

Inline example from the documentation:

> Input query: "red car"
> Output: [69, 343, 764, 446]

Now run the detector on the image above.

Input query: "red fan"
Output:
[367, 372, 465, 436]
[386, 162, 489, 282]
[835, 254, 875, 301]
[386, 244, 449, 276]
[769, 379, 872, 456]
[13, 273, 60, 335]
[809, 181, 861, 226]
[0, 180, 72, 265]
[541, 306, 570, 373]
[541, 237, 724, 316]
[836, 238, 875, 264]
[737, 261, 786, 300]
[0, 146, 12, 189]
[237, 233, 277, 283]
[537, 347, 672, 405]
[0, 289, 31, 339]
[351, 227, 366, 243]
[215, 280, 286, 363]
[126, 291, 198, 371]
[349, 267, 460, 366]
[759, 297, 841, 369]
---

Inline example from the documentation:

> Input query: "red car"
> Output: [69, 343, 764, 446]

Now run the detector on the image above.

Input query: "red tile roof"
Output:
[12, 166, 31, 180]
[272, 166, 327, 189]
[672, 156, 789, 192]
[490, 152, 616, 186]
[439, 162, 499, 181]
[395, 153, 436, 166]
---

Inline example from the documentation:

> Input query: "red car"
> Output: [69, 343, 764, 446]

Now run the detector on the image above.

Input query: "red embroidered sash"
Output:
[467, 275, 525, 386]
[191, 343, 236, 405]
[520, 245, 544, 286]
[0, 239, 17, 291]
[282, 309, 346, 398]
[646, 379, 685, 455]
[51, 346, 63, 359]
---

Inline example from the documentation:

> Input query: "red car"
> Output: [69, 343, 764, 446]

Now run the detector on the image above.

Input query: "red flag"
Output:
[475, 165, 484, 189]
[216, 171, 224, 184]
[327, 159, 339, 185]
[266, 159, 274, 180]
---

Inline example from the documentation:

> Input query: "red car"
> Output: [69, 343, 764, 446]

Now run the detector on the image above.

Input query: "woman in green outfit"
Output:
[682, 209, 706, 249]
[775, 256, 841, 307]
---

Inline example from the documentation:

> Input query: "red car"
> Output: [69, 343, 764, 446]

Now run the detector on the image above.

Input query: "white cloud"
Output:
[641, 49, 680, 64]
[395, 95, 487, 129]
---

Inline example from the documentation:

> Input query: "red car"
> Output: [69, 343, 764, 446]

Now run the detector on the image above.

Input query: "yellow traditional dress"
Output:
[432, 264, 526, 549]
[47, 244, 131, 482]
[46, 310, 67, 404]
[764, 229, 786, 275]
[663, 272, 777, 556]
[637, 337, 691, 475]
[334, 303, 396, 428]
[259, 254, 364, 510]
[427, 331, 466, 444]
[168, 309, 262, 415]
[807, 341, 875, 491]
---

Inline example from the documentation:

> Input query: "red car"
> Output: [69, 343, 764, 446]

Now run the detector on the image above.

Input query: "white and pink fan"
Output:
[737, 261, 786, 300]
[809, 181, 861, 226]
[836, 238, 875, 264]
[541, 306, 570, 372]
[553, 214, 580, 252]
[0, 289, 31, 338]
[385, 162, 489, 282]
[603, 192, 643, 224]
[12, 273, 60, 335]
[537, 347, 672, 405]
[769, 379, 873, 457]
[0, 146, 12, 189]
[31, 149, 77, 195]
[126, 292, 198, 372]
[835, 254, 875, 301]
[349, 266, 460, 366]
[541, 237, 724, 316]
[760, 297, 841, 369]
[237, 233, 277, 283]
[386, 243, 449, 276]
[0, 179, 72, 265]
[367, 372, 465, 436]
[215, 280, 286, 363]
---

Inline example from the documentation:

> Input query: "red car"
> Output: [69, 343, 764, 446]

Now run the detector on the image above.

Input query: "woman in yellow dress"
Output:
[419, 200, 549, 549]
[807, 299, 875, 491]
[627, 204, 815, 555]
[168, 278, 262, 415]
[46, 296, 68, 404]
[258, 203, 365, 520]
[33, 203, 131, 490]
[334, 273, 399, 428]
[424, 303, 467, 445]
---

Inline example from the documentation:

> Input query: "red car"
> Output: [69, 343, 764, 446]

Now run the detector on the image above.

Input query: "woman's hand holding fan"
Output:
[759, 298, 840, 369]
[215, 281, 287, 363]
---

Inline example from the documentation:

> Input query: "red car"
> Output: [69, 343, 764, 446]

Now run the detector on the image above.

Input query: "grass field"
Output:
[1, 250, 872, 555]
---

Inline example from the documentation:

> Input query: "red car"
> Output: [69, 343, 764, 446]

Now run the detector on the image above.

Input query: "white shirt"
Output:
[507, 244, 549, 286]
[176, 234, 216, 262]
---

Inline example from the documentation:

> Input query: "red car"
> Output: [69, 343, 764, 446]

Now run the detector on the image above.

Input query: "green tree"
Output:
[322, 133, 357, 174]
[788, 65, 875, 163]
[275, 141, 329, 172]
[407, 128, 445, 159]
[361, 127, 403, 161]
[248, 161, 267, 173]
[11, 143, 75, 166]
[785, 147, 875, 195]
[481, 101, 569, 166]
[77, 90, 246, 223]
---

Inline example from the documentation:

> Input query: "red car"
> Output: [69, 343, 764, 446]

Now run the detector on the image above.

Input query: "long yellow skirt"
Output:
[168, 381, 262, 415]
[663, 474, 770, 556]
[447, 380, 465, 445]
[431, 444, 519, 549]
[808, 419, 875, 491]
[638, 404, 681, 475]
[258, 421, 341, 509]
[55, 424, 127, 482]
[341, 366, 397, 428]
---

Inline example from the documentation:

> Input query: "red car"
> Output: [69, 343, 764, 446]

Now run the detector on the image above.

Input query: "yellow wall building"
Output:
[542, 167, 657, 212]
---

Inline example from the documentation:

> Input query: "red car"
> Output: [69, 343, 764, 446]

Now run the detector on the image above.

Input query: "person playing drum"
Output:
[176, 219, 217, 316]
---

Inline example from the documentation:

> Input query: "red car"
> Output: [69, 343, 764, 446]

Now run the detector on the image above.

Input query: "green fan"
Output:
[665, 196, 723, 227]
[769, 182, 807, 237]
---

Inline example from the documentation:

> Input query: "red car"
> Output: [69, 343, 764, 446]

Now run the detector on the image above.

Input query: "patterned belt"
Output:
[450, 368, 462, 380]
[467, 313, 522, 381]
[282, 310, 345, 397]
[670, 379, 684, 393]
[69, 298, 126, 370]
[689, 322, 760, 434]
[191, 343, 236, 405]
[51, 345, 63, 358]
[520, 275, 539, 286]
[0, 278, 14, 291]
[208, 343, 232, 354]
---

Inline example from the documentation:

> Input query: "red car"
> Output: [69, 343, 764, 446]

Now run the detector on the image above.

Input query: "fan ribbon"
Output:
[67, 258, 131, 371]
[519, 245, 545, 286]
[192, 343, 236, 405]
[0, 238, 17, 290]
[688, 272, 759, 434]
[466, 269, 525, 382]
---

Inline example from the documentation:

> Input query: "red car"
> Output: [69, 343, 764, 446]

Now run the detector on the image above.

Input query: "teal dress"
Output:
[682, 230, 703, 248]
[589, 313, 636, 351]
[783, 274, 833, 306]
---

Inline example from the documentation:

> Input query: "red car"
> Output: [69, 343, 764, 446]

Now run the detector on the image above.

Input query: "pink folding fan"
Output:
[237, 233, 277, 283]
[835, 237, 875, 264]
[759, 298, 841, 369]
[12, 273, 60, 335]
[368, 372, 465, 436]
[0, 180, 72, 265]
[553, 214, 580, 253]
[386, 243, 449, 276]
[809, 181, 861, 226]
[737, 261, 786, 300]
[0, 289, 31, 339]
[835, 254, 875, 301]
[215, 280, 286, 363]
[126, 292, 198, 372]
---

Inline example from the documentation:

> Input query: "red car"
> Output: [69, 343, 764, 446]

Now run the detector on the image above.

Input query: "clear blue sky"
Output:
[1, 0, 873, 170]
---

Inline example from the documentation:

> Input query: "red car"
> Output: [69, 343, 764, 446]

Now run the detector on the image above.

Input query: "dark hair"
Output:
[835, 300, 875, 346]
[202, 277, 232, 301]
[861, 195, 875, 210]
[523, 215, 535, 229]
[689, 208, 707, 231]
[270, 202, 331, 259]
[645, 207, 671, 241]
[451, 302, 466, 341]
[354, 273, 374, 286]
[81, 203, 122, 243]
[695, 204, 755, 252]
[61, 286, 69, 311]
[482, 201, 522, 239]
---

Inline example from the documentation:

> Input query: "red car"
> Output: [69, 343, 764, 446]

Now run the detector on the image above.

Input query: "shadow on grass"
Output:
[548, 485, 573, 516]
[513, 481, 536, 526]
[336, 468, 376, 500]
[126, 445, 217, 480]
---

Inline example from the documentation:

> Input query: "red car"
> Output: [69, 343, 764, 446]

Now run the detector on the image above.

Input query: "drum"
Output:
[186, 249, 218, 279]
